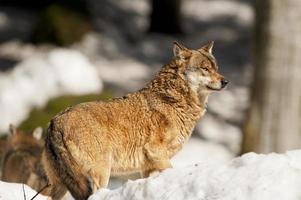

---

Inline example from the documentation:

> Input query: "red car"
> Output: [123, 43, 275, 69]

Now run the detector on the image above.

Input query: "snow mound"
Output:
[90, 150, 301, 200]
[0, 49, 103, 133]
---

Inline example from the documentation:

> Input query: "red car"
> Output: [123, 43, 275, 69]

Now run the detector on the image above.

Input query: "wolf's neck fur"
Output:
[144, 59, 207, 129]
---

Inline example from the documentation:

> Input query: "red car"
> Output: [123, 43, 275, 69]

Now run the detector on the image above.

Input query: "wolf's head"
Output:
[6, 124, 43, 149]
[173, 41, 228, 95]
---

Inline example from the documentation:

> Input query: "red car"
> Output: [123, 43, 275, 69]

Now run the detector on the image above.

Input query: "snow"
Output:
[89, 150, 301, 200]
[3, 150, 301, 200]
[0, 49, 103, 133]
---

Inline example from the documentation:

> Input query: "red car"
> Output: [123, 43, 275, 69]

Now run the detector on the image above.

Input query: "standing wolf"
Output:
[43, 41, 228, 200]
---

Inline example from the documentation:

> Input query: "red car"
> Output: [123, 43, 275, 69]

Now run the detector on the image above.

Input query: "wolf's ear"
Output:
[9, 124, 17, 135]
[200, 41, 214, 54]
[32, 127, 43, 140]
[173, 41, 190, 60]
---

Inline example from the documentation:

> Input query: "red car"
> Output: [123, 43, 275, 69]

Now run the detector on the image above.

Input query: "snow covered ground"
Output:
[2, 150, 301, 200]
[91, 150, 301, 200]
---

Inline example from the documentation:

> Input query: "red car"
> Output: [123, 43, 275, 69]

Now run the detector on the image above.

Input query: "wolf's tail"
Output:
[43, 121, 92, 200]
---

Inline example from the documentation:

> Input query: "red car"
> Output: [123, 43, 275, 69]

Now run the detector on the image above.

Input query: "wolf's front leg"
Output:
[141, 159, 172, 178]
[142, 142, 172, 178]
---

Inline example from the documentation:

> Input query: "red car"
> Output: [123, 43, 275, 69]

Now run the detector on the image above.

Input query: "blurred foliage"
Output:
[19, 91, 113, 132]
[31, 3, 91, 46]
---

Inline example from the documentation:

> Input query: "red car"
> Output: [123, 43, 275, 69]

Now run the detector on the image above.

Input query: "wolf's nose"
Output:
[221, 79, 229, 88]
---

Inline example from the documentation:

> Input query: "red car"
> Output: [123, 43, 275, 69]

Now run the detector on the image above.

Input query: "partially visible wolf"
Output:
[43, 41, 228, 200]
[1, 124, 48, 192]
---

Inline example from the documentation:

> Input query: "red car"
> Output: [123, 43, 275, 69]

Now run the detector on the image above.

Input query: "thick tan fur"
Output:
[43, 41, 228, 200]
[1, 125, 48, 192]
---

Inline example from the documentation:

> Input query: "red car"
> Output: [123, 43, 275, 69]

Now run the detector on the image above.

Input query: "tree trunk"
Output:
[149, 0, 182, 34]
[242, 0, 301, 153]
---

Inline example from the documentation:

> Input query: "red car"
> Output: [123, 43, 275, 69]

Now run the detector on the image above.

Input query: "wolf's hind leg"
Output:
[42, 151, 67, 200]
[42, 168, 67, 200]
[49, 182, 67, 200]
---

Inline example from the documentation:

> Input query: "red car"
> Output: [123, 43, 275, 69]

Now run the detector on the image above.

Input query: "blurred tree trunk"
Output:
[242, 0, 301, 153]
[149, 0, 182, 34]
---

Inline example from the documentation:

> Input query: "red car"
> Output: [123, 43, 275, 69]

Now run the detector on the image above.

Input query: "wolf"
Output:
[1, 124, 48, 192]
[43, 41, 228, 200]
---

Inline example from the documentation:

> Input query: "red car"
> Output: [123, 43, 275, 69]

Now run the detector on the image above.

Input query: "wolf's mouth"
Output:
[206, 85, 222, 91]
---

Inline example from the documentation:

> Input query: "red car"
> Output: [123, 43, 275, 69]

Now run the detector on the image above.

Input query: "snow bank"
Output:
[90, 150, 301, 200]
[2, 150, 300, 200]
[0, 49, 103, 133]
